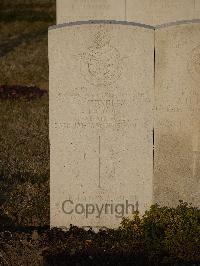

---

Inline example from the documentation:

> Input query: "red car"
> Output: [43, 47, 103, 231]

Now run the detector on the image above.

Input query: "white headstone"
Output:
[127, 0, 200, 25]
[49, 23, 154, 228]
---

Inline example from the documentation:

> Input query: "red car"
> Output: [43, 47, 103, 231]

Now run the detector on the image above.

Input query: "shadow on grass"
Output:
[0, 1, 55, 23]
[0, 10, 55, 23]
[0, 85, 48, 99]
[0, 29, 47, 57]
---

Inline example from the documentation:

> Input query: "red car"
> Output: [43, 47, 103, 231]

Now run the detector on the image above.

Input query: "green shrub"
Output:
[0, 202, 199, 265]
[121, 202, 200, 264]
[43, 202, 200, 265]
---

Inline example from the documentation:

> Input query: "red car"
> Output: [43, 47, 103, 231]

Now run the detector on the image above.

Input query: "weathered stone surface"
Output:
[127, 0, 200, 25]
[154, 23, 200, 208]
[56, 0, 126, 24]
[195, 0, 200, 18]
[49, 23, 154, 228]
[57, 0, 200, 26]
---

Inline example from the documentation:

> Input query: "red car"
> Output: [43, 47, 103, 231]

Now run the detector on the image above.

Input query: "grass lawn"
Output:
[0, 0, 55, 226]
[0, 95, 49, 226]
[0, 96, 49, 178]
[0, 0, 55, 90]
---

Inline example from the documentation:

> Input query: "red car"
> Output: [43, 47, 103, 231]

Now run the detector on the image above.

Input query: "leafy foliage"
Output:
[42, 203, 200, 265]
[121, 202, 200, 264]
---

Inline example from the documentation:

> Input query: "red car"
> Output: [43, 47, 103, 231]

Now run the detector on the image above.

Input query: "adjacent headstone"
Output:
[154, 23, 200, 208]
[56, 0, 126, 24]
[195, 0, 200, 18]
[49, 23, 154, 228]
[57, 0, 200, 26]
[127, 0, 200, 25]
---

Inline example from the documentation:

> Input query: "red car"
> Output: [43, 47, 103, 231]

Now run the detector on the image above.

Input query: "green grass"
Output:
[0, 0, 54, 226]
[0, 0, 55, 22]
[0, 96, 49, 178]
[0, 95, 49, 226]
[0, 33, 49, 89]
[0, 0, 56, 90]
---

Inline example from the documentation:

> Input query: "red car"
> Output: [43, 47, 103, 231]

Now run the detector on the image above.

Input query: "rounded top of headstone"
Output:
[56, 0, 200, 26]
